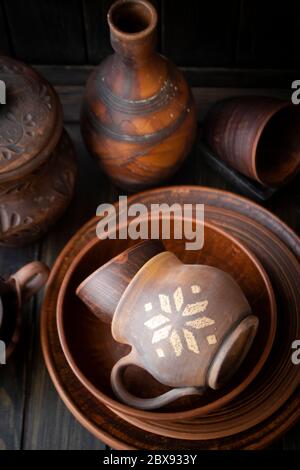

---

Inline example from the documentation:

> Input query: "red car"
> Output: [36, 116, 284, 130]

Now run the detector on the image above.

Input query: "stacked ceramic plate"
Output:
[41, 186, 300, 449]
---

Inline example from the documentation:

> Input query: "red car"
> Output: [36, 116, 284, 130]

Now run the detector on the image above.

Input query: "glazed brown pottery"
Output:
[77, 237, 259, 410]
[0, 56, 77, 246]
[81, 0, 197, 191]
[58, 218, 275, 419]
[203, 96, 300, 187]
[0, 261, 49, 360]
[40, 187, 300, 448]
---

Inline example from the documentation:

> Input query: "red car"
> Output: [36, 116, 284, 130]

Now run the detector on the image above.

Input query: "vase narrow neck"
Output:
[108, 0, 157, 65]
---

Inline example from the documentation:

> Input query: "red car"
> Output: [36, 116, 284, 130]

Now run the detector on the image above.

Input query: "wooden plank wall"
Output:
[0, 0, 300, 70]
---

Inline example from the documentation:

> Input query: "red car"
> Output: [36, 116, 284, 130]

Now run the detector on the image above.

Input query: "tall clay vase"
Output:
[81, 0, 197, 192]
[203, 96, 300, 187]
[77, 240, 259, 410]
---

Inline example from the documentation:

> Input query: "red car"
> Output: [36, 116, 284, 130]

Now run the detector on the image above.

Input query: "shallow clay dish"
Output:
[57, 219, 276, 422]
[41, 187, 300, 449]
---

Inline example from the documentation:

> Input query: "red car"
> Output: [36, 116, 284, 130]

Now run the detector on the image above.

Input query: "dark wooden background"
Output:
[0, 0, 300, 69]
[0, 0, 299, 451]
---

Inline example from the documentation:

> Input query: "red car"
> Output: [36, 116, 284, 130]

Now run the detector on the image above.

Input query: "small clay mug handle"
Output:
[11, 261, 49, 304]
[111, 350, 203, 410]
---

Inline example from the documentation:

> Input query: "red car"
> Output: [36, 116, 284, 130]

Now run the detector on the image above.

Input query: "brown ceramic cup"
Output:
[203, 96, 300, 187]
[0, 261, 49, 360]
[77, 239, 258, 410]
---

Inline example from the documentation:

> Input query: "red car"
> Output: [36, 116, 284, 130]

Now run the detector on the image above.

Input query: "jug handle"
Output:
[11, 262, 50, 303]
[111, 350, 203, 410]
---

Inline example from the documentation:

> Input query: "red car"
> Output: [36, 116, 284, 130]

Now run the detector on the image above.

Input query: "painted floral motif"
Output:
[144, 286, 217, 358]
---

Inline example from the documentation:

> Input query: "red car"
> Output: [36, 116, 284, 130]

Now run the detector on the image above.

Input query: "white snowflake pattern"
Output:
[144, 285, 217, 358]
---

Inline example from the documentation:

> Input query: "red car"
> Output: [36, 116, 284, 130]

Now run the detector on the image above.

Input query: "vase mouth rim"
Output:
[108, 0, 157, 41]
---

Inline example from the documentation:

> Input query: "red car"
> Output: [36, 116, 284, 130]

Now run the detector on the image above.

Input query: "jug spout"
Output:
[76, 239, 165, 323]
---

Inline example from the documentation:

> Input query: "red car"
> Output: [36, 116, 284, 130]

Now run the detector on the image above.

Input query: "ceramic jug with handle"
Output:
[77, 240, 258, 410]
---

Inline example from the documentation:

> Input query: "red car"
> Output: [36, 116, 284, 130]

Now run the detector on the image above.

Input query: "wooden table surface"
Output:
[0, 67, 299, 450]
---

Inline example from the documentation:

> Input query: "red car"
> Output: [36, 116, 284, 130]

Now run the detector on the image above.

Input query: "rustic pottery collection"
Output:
[0, 0, 300, 451]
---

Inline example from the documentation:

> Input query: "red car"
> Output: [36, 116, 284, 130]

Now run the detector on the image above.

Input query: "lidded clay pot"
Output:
[0, 56, 77, 246]
[0, 261, 49, 361]
[81, 0, 197, 192]
[77, 240, 259, 410]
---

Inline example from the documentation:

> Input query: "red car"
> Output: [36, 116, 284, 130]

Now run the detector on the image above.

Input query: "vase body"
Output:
[81, 0, 197, 192]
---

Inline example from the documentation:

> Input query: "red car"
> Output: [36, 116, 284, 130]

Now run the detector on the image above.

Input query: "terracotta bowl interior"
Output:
[59, 222, 275, 414]
[256, 105, 300, 186]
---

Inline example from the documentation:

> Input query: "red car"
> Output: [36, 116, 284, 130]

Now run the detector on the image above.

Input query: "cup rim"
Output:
[56, 215, 277, 420]
[76, 239, 163, 299]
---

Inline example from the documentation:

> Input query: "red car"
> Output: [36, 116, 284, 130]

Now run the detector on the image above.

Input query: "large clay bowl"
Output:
[41, 187, 300, 449]
[57, 218, 276, 422]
